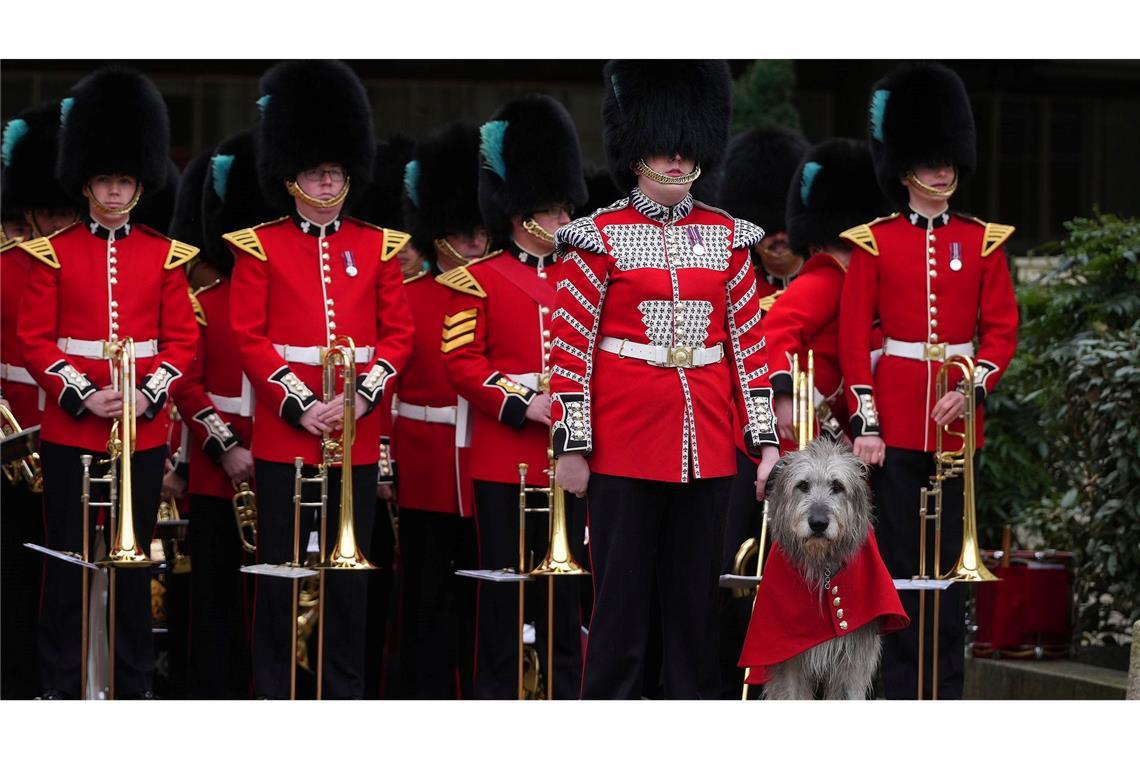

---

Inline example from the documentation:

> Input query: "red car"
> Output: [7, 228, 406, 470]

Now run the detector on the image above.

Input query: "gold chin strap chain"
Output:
[633, 159, 701, 186]
[434, 237, 486, 267]
[83, 182, 144, 216]
[905, 170, 958, 199]
[285, 178, 351, 209]
[521, 217, 556, 244]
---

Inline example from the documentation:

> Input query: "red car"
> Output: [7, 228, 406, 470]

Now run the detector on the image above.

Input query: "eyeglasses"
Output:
[300, 167, 347, 183]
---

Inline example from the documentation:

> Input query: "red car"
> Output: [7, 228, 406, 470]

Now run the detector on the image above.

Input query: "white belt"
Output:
[208, 392, 249, 417]
[273, 343, 375, 366]
[882, 338, 974, 363]
[598, 337, 724, 369]
[0, 363, 36, 386]
[57, 337, 157, 359]
[396, 401, 458, 425]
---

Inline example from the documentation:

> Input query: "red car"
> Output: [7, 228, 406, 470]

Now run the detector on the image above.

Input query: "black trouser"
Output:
[363, 495, 397, 699]
[871, 446, 969, 700]
[188, 494, 251, 699]
[37, 441, 165, 698]
[251, 459, 377, 699]
[1, 476, 44, 698]
[472, 479, 583, 699]
[582, 473, 730, 699]
[391, 509, 477, 698]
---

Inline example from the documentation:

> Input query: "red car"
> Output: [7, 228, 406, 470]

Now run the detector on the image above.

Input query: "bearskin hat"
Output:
[868, 62, 976, 207]
[352, 136, 416, 231]
[56, 67, 171, 202]
[717, 127, 809, 235]
[255, 60, 376, 213]
[2, 100, 76, 214]
[130, 158, 180, 234]
[477, 93, 587, 243]
[602, 60, 733, 192]
[167, 149, 212, 252]
[201, 131, 277, 276]
[403, 122, 483, 262]
[786, 138, 892, 255]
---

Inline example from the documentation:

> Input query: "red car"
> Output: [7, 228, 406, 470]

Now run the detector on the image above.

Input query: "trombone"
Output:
[0, 404, 43, 492]
[232, 480, 258, 554]
[914, 354, 999, 700]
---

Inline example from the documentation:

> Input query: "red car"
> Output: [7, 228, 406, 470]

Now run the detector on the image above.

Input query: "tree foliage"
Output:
[732, 60, 801, 133]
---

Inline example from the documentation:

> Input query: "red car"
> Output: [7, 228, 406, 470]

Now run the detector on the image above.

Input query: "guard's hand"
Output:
[220, 445, 255, 483]
[931, 389, 967, 428]
[161, 469, 187, 502]
[853, 435, 886, 467]
[525, 392, 551, 426]
[83, 387, 123, 418]
[754, 444, 780, 500]
[774, 394, 794, 443]
[377, 483, 394, 501]
[133, 389, 149, 417]
[300, 402, 333, 435]
[555, 453, 590, 498]
[0, 398, 10, 412]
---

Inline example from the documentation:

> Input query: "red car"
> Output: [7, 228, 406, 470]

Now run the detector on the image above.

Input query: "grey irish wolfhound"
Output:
[763, 439, 881, 700]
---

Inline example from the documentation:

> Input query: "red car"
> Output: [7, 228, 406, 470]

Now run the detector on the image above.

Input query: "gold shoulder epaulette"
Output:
[380, 228, 411, 262]
[18, 235, 61, 269]
[757, 291, 782, 312]
[223, 227, 268, 261]
[402, 270, 428, 285]
[981, 222, 1016, 258]
[165, 239, 200, 270]
[839, 224, 880, 257]
[187, 287, 207, 327]
[436, 265, 486, 298]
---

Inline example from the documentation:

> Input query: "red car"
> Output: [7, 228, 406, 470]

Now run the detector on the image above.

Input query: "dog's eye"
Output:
[830, 480, 846, 494]
[796, 480, 811, 493]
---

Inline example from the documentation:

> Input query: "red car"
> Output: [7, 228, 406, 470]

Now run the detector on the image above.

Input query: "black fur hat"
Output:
[717, 127, 809, 235]
[477, 93, 587, 243]
[168, 148, 212, 252]
[131, 158, 180, 234]
[352, 136, 416, 231]
[404, 122, 483, 263]
[602, 60, 733, 192]
[2, 100, 76, 214]
[56, 67, 171, 202]
[255, 60, 376, 213]
[202, 131, 277, 275]
[786, 138, 892, 255]
[868, 62, 976, 207]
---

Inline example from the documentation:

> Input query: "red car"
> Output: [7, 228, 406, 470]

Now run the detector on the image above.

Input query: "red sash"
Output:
[482, 254, 556, 308]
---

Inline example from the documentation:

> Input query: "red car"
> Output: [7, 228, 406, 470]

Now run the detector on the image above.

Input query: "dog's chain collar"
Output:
[822, 566, 835, 593]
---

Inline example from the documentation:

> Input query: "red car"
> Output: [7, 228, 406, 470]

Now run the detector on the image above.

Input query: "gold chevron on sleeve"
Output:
[441, 319, 477, 341]
[981, 223, 1016, 258]
[838, 224, 880, 257]
[18, 236, 61, 269]
[381, 228, 411, 261]
[222, 228, 267, 261]
[443, 308, 478, 328]
[436, 266, 486, 298]
[165, 239, 200, 269]
[441, 333, 476, 353]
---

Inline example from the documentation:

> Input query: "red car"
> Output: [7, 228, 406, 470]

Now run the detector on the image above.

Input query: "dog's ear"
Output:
[767, 456, 790, 495]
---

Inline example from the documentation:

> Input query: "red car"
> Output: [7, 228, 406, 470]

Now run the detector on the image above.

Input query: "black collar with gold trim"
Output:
[905, 207, 951, 230]
[85, 215, 132, 240]
[508, 240, 556, 268]
[291, 211, 343, 238]
[630, 187, 694, 224]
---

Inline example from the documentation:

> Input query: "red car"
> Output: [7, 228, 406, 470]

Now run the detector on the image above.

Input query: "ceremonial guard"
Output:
[226, 60, 414, 699]
[551, 60, 780, 699]
[838, 62, 1019, 698]
[767, 138, 891, 446]
[17, 67, 199, 699]
[171, 130, 275, 698]
[388, 122, 485, 698]
[439, 94, 587, 699]
[1, 98, 82, 698]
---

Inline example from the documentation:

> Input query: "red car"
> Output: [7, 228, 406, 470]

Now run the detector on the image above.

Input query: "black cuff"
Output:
[192, 408, 242, 464]
[270, 367, 318, 429]
[357, 359, 396, 414]
[551, 393, 590, 456]
[769, 370, 794, 396]
[484, 373, 537, 429]
[743, 387, 778, 454]
[378, 435, 395, 485]
[849, 385, 881, 438]
[45, 360, 97, 418]
[139, 362, 183, 420]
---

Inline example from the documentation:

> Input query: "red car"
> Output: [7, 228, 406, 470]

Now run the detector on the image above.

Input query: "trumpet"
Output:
[157, 497, 191, 574]
[0, 404, 43, 492]
[914, 354, 999, 700]
[232, 480, 258, 554]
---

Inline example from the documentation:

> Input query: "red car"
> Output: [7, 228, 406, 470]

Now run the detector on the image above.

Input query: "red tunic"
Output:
[169, 279, 254, 500]
[738, 531, 909, 684]
[838, 211, 1019, 451]
[226, 214, 414, 466]
[550, 190, 778, 482]
[392, 272, 465, 514]
[438, 249, 556, 487]
[1, 241, 43, 426]
[16, 219, 199, 451]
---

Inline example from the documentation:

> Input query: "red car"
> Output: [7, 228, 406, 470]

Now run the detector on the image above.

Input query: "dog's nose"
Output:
[808, 512, 830, 535]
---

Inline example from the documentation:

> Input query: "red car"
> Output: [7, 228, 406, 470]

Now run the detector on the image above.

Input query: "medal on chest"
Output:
[342, 250, 358, 277]
[949, 242, 962, 272]
[685, 226, 705, 257]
